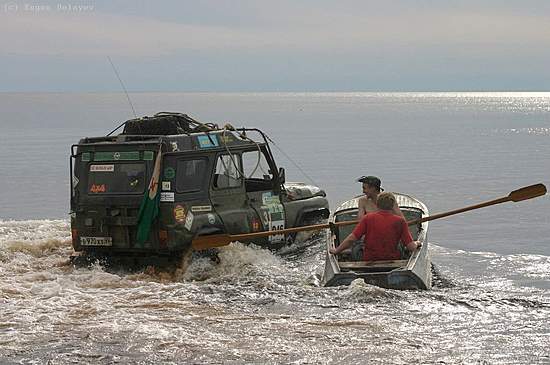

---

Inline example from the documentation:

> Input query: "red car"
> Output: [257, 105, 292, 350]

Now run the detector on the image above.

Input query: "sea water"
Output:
[0, 92, 549, 363]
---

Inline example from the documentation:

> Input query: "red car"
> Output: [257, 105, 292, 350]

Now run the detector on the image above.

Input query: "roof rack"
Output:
[120, 112, 221, 136]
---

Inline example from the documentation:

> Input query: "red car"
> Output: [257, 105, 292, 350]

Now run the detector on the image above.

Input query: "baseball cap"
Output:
[357, 175, 384, 191]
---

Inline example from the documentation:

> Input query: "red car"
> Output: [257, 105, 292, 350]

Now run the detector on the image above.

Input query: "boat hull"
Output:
[323, 240, 431, 289]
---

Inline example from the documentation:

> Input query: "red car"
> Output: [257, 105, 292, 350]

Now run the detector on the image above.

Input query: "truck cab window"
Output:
[176, 158, 207, 193]
[242, 150, 272, 180]
[242, 150, 275, 192]
[87, 163, 145, 195]
[213, 154, 242, 189]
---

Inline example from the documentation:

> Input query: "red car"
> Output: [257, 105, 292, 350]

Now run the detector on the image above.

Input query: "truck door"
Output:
[241, 149, 286, 245]
[209, 153, 253, 235]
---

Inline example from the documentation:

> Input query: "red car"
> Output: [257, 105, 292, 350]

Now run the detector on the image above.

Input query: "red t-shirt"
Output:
[352, 210, 413, 261]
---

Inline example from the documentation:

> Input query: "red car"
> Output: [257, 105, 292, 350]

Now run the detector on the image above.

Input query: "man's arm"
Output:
[330, 218, 367, 255]
[400, 219, 421, 251]
[329, 232, 358, 255]
[357, 196, 367, 220]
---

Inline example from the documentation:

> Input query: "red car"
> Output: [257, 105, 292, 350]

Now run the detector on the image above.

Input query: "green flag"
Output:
[136, 145, 162, 245]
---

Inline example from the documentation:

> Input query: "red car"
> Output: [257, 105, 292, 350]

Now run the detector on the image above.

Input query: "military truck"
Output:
[70, 112, 329, 264]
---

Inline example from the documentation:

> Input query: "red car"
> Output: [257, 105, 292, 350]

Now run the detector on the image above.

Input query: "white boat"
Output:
[322, 193, 432, 289]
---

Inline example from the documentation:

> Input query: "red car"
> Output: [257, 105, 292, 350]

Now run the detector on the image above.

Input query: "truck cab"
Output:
[70, 112, 329, 263]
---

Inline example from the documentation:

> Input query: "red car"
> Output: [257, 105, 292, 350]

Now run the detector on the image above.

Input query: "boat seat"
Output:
[338, 259, 408, 272]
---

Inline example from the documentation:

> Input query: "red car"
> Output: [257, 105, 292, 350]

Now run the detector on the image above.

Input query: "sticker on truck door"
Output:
[261, 192, 285, 242]
[90, 164, 114, 172]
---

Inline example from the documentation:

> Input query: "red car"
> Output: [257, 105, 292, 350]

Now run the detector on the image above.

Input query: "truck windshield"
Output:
[87, 163, 146, 195]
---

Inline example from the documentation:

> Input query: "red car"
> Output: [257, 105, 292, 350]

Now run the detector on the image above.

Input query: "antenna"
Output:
[107, 56, 137, 118]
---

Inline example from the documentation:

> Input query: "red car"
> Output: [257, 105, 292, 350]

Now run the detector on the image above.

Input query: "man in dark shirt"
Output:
[330, 192, 420, 261]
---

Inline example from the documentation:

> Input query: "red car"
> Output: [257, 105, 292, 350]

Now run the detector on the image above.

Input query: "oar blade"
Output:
[509, 183, 547, 202]
[192, 234, 234, 251]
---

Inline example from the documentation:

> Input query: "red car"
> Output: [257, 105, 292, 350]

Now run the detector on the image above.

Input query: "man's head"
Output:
[357, 176, 383, 198]
[376, 192, 396, 211]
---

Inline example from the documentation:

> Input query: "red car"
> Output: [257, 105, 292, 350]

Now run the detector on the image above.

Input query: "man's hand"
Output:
[405, 241, 421, 251]
[329, 247, 338, 255]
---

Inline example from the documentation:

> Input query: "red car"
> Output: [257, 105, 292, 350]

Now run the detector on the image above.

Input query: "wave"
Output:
[0, 219, 71, 264]
[0, 218, 70, 243]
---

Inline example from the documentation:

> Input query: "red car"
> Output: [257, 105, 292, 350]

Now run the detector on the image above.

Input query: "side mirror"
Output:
[278, 167, 286, 185]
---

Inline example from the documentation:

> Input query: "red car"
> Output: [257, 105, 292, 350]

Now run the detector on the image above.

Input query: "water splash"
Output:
[1, 220, 549, 364]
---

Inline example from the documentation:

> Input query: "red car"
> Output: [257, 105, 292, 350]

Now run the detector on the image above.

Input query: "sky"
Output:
[1, 0, 549, 92]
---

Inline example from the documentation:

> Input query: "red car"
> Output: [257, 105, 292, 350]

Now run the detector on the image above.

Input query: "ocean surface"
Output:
[0, 92, 549, 364]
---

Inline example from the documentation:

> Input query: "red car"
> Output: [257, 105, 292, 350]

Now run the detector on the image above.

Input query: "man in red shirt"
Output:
[329, 192, 420, 261]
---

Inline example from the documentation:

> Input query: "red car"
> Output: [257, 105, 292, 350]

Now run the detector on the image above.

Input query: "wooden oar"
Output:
[192, 221, 340, 250]
[191, 183, 546, 250]
[407, 183, 547, 225]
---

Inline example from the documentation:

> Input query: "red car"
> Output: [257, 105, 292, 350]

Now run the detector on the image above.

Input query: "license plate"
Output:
[80, 236, 113, 246]
[268, 220, 285, 242]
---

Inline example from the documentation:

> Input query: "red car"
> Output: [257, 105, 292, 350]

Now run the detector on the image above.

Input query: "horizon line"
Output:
[1, 90, 550, 94]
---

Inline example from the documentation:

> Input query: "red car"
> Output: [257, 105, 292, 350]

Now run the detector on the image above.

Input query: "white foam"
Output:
[183, 242, 285, 282]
